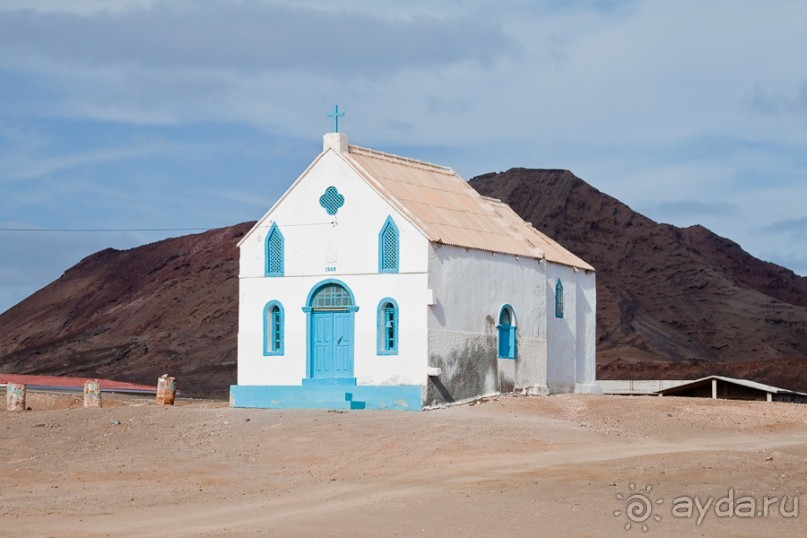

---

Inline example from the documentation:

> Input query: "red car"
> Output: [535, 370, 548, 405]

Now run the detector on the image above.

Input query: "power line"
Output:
[0, 227, 211, 233]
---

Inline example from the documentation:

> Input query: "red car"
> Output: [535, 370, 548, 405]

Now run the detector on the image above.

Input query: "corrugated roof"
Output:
[657, 375, 807, 397]
[0, 374, 157, 393]
[345, 144, 593, 270]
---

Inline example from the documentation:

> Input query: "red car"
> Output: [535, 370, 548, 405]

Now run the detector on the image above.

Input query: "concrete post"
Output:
[83, 379, 102, 408]
[156, 374, 176, 406]
[711, 379, 718, 399]
[6, 383, 26, 411]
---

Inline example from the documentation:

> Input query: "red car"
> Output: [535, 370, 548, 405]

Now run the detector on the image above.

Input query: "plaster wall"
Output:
[425, 243, 548, 404]
[546, 263, 578, 393]
[238, 272, 429, 387]
[575, 270, 597, 391]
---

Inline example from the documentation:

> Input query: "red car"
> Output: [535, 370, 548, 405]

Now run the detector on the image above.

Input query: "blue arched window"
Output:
[377, 298, 399, 355]
[497, 305, 516, 359]
[555, 280, 564, 319]
[378, 216, 399, 273]
[263, 301, 284, 356]
[265, 223, 284, 277]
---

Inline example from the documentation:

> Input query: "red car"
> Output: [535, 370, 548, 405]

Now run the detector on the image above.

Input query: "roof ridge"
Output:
[348, 144, 454, 173]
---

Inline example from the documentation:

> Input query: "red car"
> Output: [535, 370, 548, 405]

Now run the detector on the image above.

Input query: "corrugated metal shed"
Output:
[346, 144, 593, 271]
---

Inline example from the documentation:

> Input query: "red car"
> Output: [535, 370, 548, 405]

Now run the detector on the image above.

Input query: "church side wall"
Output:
[546, 263, 578, 393]
[425, 244, 547, 405]
[575, 271, 598, 391]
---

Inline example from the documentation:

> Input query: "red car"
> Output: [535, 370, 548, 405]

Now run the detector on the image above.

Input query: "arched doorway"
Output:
[303, 280, 358, 381]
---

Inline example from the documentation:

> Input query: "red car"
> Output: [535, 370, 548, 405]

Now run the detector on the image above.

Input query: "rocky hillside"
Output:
[0, 224, 251, 397]
[470, 169, 807, 386]
[1, 169, 806, 395]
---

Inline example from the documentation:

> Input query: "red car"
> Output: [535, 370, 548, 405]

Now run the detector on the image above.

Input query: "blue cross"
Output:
[327, 104, 345, 133]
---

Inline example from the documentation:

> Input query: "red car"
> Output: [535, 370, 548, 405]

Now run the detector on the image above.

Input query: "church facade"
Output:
[230, 133, 598, 410]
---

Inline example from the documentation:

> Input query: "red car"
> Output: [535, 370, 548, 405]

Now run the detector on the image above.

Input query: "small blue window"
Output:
[555, 280, 564, 319]
[378, 216, 399, 273]
[263, 301, 284, 356]
[377, 298, 399, 355]
[265, 223, 284, 277]
[497, 305, 516, 359]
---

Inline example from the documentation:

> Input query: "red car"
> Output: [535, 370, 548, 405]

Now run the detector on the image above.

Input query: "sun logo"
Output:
[614, 483, 664, 532]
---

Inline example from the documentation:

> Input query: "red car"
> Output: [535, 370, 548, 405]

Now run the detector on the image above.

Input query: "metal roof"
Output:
[345, 144, 594, 270]
[0, 374, 158, 394]
[657, 375, 807, 397]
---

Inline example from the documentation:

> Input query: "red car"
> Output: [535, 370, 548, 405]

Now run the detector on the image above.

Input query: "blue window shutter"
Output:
[378, 216, 399, 273]
[497, 304, 516, 359]
[555, 280, 564, 319]
[377, 298, 399, 355]
[265, 223, 284, 277]
[263, 301, 284, 356]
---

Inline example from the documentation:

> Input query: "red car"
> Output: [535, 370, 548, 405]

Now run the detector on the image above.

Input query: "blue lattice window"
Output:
[319, 186, 345, 216]
[497, 305, 516, 359]
[555, 280, 564, 319]
[265, 223, 284, 277]
[263, 301, 284, 356]
[377, 298, 399, 355]
[378, 216, 399, 273]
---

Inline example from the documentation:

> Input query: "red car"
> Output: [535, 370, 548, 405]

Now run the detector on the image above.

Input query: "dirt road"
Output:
[2, 393, 806, 536]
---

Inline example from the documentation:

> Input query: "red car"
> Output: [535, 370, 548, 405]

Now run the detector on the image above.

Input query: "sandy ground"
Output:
[2, 392, 807, 537]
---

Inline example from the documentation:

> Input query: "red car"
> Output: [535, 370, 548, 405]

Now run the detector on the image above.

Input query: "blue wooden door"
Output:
[333, 312, 352, 377]
[312, 312, 334, 378]
[311, 311, 354, 379]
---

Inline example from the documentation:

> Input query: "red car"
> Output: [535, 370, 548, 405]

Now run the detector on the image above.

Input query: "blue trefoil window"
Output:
[378, 216, 399, 273]
[265, 223, 284, 277]
[555, 280, 564, 319]
[377, 299, 399, 355]
[497, 305, 516, 359]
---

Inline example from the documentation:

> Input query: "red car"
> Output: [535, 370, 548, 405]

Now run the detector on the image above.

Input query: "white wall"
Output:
[425, 243, 548, 403]
[237, 148, 431, 387]
[546, 263, 577, 393]
[546, 263, 598, 393]
[238, 273, 429, 386]
[575, 271, 598, 392]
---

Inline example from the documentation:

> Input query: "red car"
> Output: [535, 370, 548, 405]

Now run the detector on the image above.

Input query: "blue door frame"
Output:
[302, 279, 359, 381]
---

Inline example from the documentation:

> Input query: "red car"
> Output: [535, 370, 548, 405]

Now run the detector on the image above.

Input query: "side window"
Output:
[377, 298, 399, 355]
[497, 305, 517, 359]
[378, 216, 399, 273]
[555, 280, 564, 319]
[265, 223, 284, 277]
[263, 301, 284, 356]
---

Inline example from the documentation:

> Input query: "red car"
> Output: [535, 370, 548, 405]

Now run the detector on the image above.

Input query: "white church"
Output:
[230, 131, 598, 410]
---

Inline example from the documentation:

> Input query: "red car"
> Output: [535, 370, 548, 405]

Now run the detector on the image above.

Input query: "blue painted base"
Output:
[230, 384, 422, 411]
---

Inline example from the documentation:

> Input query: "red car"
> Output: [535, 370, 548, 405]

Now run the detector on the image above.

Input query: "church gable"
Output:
[239, 145, 429, 279]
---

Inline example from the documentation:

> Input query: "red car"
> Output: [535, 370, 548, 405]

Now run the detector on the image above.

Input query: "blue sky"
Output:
[1, 0, 806, 313]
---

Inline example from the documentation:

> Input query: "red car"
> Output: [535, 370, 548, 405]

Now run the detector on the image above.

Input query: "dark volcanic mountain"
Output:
[1, 169, 806, 395]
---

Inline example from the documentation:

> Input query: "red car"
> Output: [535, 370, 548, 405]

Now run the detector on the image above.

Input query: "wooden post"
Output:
[156, 374, 176, 406]
[83, 379, 102, 408]
[6, 383, 26, 412]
